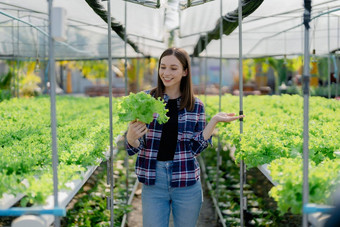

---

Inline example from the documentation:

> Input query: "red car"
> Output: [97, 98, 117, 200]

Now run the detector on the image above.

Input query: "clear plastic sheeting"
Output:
[179, 0, 239, 37]
[101, 0, 167, 42]
[183, 0, 340, 58]
[0, 0, 339, 59]
[0, 0, 140, 60]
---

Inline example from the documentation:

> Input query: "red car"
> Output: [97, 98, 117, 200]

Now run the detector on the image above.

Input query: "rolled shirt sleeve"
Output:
[126, 137, 144, 156]
[190, 101, 212, 156]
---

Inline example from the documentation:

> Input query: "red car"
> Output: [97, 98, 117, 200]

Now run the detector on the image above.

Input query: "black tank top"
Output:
[157, 99, 178, 161]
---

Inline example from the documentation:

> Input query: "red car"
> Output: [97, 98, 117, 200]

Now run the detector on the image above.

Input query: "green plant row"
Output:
[269, 157, 340, 215]
[204, 94, 340, 167]
[284, 84, 339, 98]
[0, 96, 128, 205]
[65, 148, 137, 227]
[203, 94, 340, 214]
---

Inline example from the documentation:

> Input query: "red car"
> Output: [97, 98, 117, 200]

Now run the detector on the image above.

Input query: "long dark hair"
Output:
[150, 47, 195, 111]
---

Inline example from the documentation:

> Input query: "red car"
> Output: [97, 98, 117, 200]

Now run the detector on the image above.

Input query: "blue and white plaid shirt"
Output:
[126, 92, 212, 187]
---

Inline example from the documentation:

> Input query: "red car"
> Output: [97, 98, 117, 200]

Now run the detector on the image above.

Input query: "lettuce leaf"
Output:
[117, 92, 169, 124]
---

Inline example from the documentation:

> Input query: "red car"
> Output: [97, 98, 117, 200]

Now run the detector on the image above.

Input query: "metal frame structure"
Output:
[180, 0, 215, 10]
[1, 0, 340, 226]
[104, 0, 116, 226]
[48, 1, 60, 226]
[238, 0, 245, 225]
[123, 0, 160, 9]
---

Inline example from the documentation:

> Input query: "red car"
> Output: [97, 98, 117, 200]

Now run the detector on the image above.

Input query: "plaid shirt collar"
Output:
[162, 93, 181, 108]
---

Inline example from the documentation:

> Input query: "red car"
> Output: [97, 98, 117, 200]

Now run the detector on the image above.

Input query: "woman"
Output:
[126, 47, 244, 227]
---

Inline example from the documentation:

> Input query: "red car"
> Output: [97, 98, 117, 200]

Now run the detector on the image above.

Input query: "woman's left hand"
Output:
[203, 113, 245, 140]
[212, 112, 245, 124]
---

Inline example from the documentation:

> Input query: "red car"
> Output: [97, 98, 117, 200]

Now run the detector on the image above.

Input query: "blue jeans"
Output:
[142, 161, 203, 227]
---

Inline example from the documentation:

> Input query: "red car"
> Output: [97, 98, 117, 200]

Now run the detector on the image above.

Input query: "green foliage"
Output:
[269, 158, 340, 215]
[76, 60, 108, 80]
[285, 84, 338, 98]
[19, 73, 41, 97]
[0, 96, 128, 204]
[286, 56, 303, 73]
[274, 59, 287, 85]
[0, 71, 13, 89]
[203, 94, 340, 215]
[310, 84, 338, 98]
[317, 57, 329, 82]
[2, 93, 339, 217]
[0, 89, 11, 102]
[203, 94, 340, 168]
[65, 157, 134, 227]
[0, 71, 13, 102]
[117, 91, 169, 124]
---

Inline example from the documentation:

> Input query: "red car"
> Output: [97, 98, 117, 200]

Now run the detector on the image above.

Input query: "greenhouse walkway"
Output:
[126, 179, 220, 227]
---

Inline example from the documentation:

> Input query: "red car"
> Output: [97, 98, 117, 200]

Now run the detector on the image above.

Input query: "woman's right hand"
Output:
[126, 120, 148, 148]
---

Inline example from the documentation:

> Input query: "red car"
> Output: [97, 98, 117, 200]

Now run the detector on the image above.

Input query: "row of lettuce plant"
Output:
[0, 92, 167, 208]
[64, 145, 137, 227]
[203, 94, 340, 214]
[0, 96, 127, 205]
[3, 93, 338, 216]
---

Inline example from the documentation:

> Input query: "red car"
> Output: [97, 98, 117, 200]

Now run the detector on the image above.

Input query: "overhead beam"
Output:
[192, 0, 264, 57]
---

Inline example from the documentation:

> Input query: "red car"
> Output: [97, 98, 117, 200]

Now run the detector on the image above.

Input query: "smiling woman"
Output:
[159, 55, 187, 96]
[125, 47, 244, 227]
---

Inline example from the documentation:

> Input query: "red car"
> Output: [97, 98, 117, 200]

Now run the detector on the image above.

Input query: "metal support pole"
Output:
[201, 34, 208, 161]
[106, 1, 115, 226]
[59, 65, 64, 90]
[124, 2, 128, 96]
[302, 35, 310, 227]
[16, 10, 19, 98]
[337, 55, 339, 97]
[302, 1, 311, 226]
[301, 17, 304, 55]
[124, 0, 129, 205]
[204, 34, 208, 107]
[327, 10, 331, 99]
[43, 20, 48, 94]
[34, 18, 41, 85]
[198, 35, 202, 94]
[337, 17, 339, 98]
[215, 0, 223, 211]
[48, 1, 60, 226]
[11, 20, 14, 57]
[284, 32, 288, 85]
[136, 37, 140, 92]
[11, 19, 15, 97]
[238, 0, 245, 226]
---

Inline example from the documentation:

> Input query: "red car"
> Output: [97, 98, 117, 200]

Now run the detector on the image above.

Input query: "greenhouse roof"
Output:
[0, 0, 339, 60]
